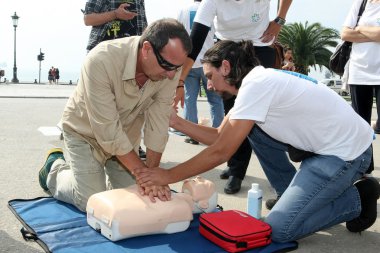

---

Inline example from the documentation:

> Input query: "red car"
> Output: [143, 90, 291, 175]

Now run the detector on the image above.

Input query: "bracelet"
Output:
[179, 79, 185, 84]
[176, 85, 184, 89]
[274, 16, 286, 26]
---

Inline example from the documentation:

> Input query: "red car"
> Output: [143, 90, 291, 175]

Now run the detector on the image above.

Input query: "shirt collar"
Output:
[122, 37, 141, 81]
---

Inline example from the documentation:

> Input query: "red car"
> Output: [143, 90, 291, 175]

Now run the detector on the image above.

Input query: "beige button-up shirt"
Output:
[62, 36, 179, 164]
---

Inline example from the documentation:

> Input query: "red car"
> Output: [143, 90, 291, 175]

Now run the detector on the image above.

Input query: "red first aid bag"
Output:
[199, 210, 272, 252]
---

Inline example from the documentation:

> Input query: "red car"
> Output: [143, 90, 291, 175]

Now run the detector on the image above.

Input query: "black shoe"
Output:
[374, 128, 380, 134]
[266, 195, 281, 210]
[138, 146, 146, 160]
[220, 168, 230, 180]
[224, 176, 242, 194]
[184, 137, 199, 145]
[346, 177, 380, 233]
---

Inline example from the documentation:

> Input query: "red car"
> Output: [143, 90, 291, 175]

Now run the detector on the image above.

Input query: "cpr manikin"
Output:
[86, 176, 217, 241]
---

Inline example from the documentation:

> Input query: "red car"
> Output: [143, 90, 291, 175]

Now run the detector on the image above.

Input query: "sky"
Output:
[0, 0, 353, 83]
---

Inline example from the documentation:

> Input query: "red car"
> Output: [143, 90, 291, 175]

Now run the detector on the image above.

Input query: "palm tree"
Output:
[278, 22, 339, 75]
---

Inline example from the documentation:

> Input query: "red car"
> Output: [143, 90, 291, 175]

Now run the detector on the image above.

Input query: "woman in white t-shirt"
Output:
[136, 40, 379, 242]
[341, 0, 380, 132]
[341, 0, 380, 174]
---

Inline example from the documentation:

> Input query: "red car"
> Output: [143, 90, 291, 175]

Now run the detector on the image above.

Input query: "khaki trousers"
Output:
[47, 130, 135, 212]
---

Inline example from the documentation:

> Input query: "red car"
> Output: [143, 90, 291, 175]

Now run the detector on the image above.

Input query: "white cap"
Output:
[251, 183, 259, 190]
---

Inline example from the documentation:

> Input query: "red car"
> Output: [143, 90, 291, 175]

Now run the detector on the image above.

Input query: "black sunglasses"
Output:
[150, 42, 182, 71]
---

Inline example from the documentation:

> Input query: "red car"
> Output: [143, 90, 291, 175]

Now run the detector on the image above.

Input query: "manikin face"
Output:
[142, 38, 188, 81]
[203, 61, 238, 98]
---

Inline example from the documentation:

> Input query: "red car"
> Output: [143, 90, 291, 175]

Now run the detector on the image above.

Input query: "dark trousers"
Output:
[350, 84, 380, 174]
[225, 46, 276, 179]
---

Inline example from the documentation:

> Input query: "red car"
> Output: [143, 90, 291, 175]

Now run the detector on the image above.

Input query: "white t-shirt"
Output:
[177, 1, 216, 68]
[343, 0, 380, 85]
[194, 0, 273, 46]
[230, 66, 373, 161]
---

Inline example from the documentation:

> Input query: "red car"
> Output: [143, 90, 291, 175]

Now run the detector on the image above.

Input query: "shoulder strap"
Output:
[357, 0, 368, 24]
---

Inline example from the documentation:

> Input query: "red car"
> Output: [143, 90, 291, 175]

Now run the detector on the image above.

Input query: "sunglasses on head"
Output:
[150, 42, 182, 71]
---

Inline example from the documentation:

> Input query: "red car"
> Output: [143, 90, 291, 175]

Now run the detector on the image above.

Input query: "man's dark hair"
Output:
[201, 40, 260, 89]
[139, 18, 192, 54]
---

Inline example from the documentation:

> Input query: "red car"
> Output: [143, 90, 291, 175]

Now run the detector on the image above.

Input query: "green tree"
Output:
[278, 21, 339, 75]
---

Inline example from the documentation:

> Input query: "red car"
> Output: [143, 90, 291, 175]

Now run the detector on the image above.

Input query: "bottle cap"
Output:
[251, 183, 259, 190]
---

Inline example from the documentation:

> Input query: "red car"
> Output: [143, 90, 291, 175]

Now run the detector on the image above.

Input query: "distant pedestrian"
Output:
[48, 67, 54, 84]
[55, 68, 60, 84]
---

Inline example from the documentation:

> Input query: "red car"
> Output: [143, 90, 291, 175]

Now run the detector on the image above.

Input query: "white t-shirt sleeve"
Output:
[194, 0, 217, 27]
[230, 69, 276, 123]
[343, 0, 362, 28]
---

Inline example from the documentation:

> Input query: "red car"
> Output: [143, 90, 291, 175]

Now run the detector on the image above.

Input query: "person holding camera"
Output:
[83, 0, 147, 51]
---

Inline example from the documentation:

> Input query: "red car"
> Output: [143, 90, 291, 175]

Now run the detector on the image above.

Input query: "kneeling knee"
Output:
[266, 214, 297, 243]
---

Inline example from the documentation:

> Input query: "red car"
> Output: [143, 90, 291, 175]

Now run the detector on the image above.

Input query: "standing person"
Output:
[341, 0, 380, 174]
[177, 0, 224, 145]
[84, 0, 148, 159]
[136, 40, 379, 242]
[55, 68, 60, 84]
[38, 19, 192, 212]
[84, 0, 147, 51]
[48, 67, 54, 84]
[174, 0, 293, 196]
[52, 68, 56, 84]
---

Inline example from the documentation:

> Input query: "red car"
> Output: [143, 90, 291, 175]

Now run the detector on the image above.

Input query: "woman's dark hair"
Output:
[283, 46, 292, 53]
[139, 18, 192, 54]
[201, 40, 260, 89]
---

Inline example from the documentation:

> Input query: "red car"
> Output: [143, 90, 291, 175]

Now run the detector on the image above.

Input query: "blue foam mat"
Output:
[8, 197, 298, 253]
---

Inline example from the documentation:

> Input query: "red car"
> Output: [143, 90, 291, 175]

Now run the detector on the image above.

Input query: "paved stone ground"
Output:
[0, 83, 379, 252]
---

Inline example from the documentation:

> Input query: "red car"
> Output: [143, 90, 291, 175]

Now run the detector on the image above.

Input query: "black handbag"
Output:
[329, 0, 367, 75]
[329, 41, 353, 76]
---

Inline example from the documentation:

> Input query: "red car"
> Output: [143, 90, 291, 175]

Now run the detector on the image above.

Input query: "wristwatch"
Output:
[274, 17, 286, 26]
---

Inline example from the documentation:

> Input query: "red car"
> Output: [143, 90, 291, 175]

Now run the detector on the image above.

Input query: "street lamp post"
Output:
[11, 12, 19, 83]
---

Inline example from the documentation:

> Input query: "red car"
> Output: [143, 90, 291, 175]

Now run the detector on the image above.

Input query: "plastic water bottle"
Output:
[247, 183, 262, 219]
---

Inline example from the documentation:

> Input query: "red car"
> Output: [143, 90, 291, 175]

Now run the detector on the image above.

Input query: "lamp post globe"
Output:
[11, 12, 19, 83]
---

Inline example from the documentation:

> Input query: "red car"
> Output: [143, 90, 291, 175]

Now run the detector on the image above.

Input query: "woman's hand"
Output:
[260, 21, 282, 43]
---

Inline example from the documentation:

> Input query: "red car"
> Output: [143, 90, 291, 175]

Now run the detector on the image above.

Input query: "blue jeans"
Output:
[184, 67, 224, 127]
[248, 126, 372, 242]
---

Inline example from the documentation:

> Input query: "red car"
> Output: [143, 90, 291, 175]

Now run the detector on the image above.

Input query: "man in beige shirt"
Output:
[38, 18, 192, 212]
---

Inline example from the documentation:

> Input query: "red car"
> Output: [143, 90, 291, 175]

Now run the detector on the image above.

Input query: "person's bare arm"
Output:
[260, 0, 293, 43]
[341, 26, 373, 43]
[170, 110, 228, 145]
[173, 58, 195, 107]
[145, 148, 162, 168]
[136, 119, 255, 186]
[116, 150, 147, 175]
[84, 3, 137, 26]
[355, 26, 380, 42]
